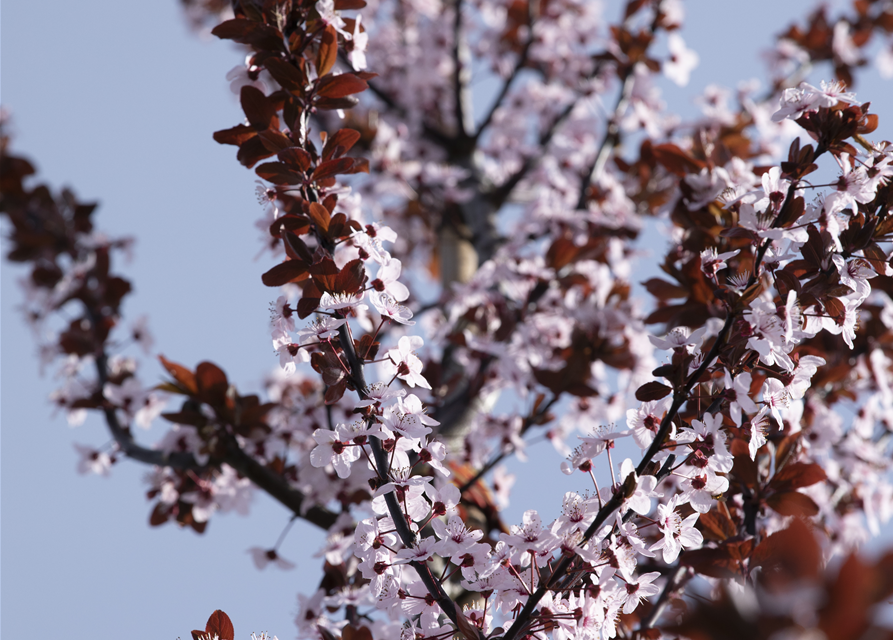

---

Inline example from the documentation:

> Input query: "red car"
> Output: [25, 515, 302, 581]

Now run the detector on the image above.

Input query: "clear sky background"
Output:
[2, 0, 891, 638]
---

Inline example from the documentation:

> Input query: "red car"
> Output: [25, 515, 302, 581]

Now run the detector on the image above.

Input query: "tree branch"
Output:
[472, 0, 535, 143]
[92, 345, 339, 531]
[451, 0, 474, 140]
[574, 69, 636, 210]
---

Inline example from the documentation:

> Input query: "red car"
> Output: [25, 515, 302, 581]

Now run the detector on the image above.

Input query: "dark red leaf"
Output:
[272, 214, 312, 236]
[196, 362, 229, 406]
[311, 157, 356, 183]
[256, 161, 303, 185]
[237, 136, 277, 168]
[315, 96, 360, 111]
[310, 257, 339, 292]
[732, 453, 760, 490]
[698, 507, 738, 541]
[719, 226, 758, 241]
[308, 202, 331, 233]
[211, 18, 285, 51]
[635, 381, 672, 401]
[344, 157, 370, 174]
[150, 502, 171, 527]
[335, 258, 366, 294]
[263, 57, 306, 92]
[241, 85, 276, 130]
[683, 544, 748, 579]
[161, 411, 208, 427]
[261, 259, 309, 286]
[213, 124, 256, 147]
[766, 491, 820, 517]
[277, 147, 312, 172]
[322, 128, 362, 160]
[317, 25, 338, 77]
[751, 518, 821, 581]
[642, 278, 687, 300]
[257, 129, 293, 153]
[768, 461, 827, 493]
[324, 380, 347, 405]
[158, 355, 197, 395]
[283, 231, 313, 263]
[298, 281, 323, 319]
[823, 297, 846, 324]
[546, 237, 579, 270]
[316, 73, 368, 99]
[652, 143, 706, 176]
[205, 610, 235, 640]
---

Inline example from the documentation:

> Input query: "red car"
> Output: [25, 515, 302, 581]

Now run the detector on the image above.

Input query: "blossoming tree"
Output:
[4, 0, 893, 638]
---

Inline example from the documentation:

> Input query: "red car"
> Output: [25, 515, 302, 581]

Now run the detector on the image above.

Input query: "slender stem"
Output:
[472, 0, 536, 142]
[272, 516, 297, 551]
[639, 563, 689, 630]
[457, 395, 558, 495]
[575, 68, 637, 210]
[451, 0, 473, 139]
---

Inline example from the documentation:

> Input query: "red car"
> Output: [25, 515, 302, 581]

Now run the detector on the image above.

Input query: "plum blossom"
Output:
[700, 247, 740, 280]
[502, 510, 558, 566]
[748, 406, 770, 460]
[394, 536, 438, 564]
[382, 393, 438, 438]
[318, 291, 367, 312]
[383, 335, 431, 389]
[103, 378, 167, 429]
[432, 515, 484, 563]
[269, 296, 295, 334]
[679, 466, 729, 512]
[649, 326, 706, 352]
[348, 15, 368, 70]
[309, 424, 361, 478]
[772, 80, 857, 122]
[650, 495, 703, 562]
[315, 0, 350, 38]
[677, 412, 733, 473]
[621, 571, 661, 614]
[369, 259, 409, 302]
[370, 292, 415, 325]
[561, 424, 630, 474]
[603, 458, 663, 516]
[249, 547, 296, 570]
[664, 33, 699, 86]
[762, 377, 790, 426]
[74, 443, 113, 476]
[298, 316, 346, 343]
[724, 370, 760, 426]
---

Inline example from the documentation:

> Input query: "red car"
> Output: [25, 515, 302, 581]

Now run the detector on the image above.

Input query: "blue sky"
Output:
[2, 0, 890, 638]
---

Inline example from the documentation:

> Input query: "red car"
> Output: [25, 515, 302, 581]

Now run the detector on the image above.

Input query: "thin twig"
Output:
[639, 563, 689, 630]
[451, 0, 473, 139]
[472, 0, 536, 142]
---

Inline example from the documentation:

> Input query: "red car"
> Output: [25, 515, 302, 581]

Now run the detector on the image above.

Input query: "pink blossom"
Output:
[309, 424, 361, 478]
[650, 495, 703, 562]
[383, 335, 431, 389]
[248, 547, 296, 570]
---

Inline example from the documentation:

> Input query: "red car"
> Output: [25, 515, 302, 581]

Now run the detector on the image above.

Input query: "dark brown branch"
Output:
[339, 50, 453, 148]
[451, 0, 474, 140]
[500, 170, 819, 640]
[92, 345, 339, 531]
[488, 94, 581, 209]
[574, 69, 636, 210]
